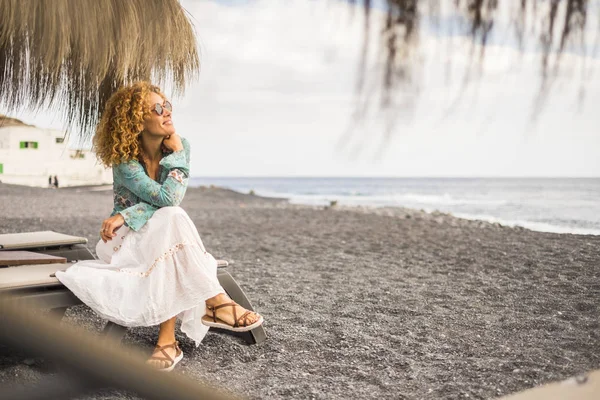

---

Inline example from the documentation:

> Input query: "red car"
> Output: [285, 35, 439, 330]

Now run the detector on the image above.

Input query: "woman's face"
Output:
[141, 92, 175, 137]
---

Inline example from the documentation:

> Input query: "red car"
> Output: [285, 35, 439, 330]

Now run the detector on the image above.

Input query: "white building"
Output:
[0, 115, 113, 187]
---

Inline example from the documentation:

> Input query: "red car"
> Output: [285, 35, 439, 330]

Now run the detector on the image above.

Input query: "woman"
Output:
[56, 82, 263, 372]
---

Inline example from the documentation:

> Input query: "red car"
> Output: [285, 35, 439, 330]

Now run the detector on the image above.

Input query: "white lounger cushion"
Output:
[0, 263, 73, 289]
[0, 231, 87, 250]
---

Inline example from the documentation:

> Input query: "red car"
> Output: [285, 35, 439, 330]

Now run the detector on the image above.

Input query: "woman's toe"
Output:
[147, 359, 162, 369]
[249, 311, 260, 324]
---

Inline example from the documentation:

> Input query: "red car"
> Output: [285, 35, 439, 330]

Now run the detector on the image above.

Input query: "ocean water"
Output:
[189, 177, 600, 236]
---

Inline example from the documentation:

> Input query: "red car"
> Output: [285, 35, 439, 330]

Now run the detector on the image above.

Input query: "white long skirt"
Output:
[56, 206, 225, 346]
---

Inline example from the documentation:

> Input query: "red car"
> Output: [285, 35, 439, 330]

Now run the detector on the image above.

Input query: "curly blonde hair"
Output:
[93, 82, 166, 167]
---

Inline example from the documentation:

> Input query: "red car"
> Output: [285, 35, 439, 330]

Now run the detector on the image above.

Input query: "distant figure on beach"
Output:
[48, 176, 52, 188]
[55, 82, 263, 372]
[53, 175, 59, 188]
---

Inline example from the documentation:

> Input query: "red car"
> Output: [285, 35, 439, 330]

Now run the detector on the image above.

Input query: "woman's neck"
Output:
[140, 134, 163, 163]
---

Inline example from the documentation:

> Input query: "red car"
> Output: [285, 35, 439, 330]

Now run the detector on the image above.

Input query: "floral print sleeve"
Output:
[113, 140, 190, 208]
[111, 137, 192, 232]
[118, 202, 158, 232]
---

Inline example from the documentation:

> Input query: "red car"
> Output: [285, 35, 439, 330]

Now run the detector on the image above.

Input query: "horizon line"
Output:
[190, 176, 600, 179]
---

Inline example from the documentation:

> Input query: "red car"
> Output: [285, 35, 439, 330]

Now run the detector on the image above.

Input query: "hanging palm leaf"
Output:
[353, 0, 590, 100]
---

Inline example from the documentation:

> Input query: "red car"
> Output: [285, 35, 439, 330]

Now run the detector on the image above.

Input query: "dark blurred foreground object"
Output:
[0, 230, 264, 398]
[0, 0, 199, 137]
[0, 295, 238, 400]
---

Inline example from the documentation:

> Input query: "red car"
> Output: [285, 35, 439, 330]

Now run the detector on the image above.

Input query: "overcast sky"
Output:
[9, 0, 600, 177]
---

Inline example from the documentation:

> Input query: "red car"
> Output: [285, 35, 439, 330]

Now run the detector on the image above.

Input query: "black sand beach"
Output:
[1, 183, 599, 399]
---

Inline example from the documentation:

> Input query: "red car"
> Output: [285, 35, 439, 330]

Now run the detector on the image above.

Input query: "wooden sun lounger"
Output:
[0, 231, 266, 344]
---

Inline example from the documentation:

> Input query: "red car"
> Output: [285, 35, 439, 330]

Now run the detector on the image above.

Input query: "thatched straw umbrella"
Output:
[0, 0, 592, 138]
[0, 0, 199, 138]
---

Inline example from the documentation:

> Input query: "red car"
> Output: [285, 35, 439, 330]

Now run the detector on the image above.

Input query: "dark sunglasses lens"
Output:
[154, 103, 163, 115]
[164, 101, 172, 112]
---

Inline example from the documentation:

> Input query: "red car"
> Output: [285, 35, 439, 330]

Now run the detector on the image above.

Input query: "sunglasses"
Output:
[151, 100, 173, 116]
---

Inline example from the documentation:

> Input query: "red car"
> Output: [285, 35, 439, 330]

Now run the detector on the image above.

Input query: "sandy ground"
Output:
[0, 183, 599, 399]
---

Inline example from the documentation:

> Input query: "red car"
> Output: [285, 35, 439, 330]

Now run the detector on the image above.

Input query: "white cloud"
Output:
[6, 0, 600, 177]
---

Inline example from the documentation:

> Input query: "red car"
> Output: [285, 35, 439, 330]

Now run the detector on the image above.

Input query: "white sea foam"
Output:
[392, 193, 508, 207]
[191, 177, 600, 236]
[273, 192, 506, 207]
[452, 213, 600, 236]
[253, 191, 599, 235]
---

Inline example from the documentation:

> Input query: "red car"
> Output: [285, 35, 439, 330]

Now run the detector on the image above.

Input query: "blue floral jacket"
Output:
[110, 137, 190, 231]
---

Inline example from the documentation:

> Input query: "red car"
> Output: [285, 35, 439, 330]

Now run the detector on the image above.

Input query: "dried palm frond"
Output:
[0, 0, 199, 138]
[353, 0, 591, 99]
[339, 0, 593, 152]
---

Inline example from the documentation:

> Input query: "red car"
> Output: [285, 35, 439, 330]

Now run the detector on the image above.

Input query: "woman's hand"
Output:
[100, 214, 125, 243]
[162, 133, 184, 152]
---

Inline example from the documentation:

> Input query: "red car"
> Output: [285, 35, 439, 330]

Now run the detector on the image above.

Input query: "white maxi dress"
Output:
[56, 206, 226, 346]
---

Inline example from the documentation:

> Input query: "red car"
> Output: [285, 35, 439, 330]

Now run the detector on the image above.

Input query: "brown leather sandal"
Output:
[201, 302, 264, 332]
[147, 341, 183, 372]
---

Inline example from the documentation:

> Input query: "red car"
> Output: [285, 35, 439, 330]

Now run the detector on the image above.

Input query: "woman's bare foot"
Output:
[203, 294, 263, 331]
[146, 341, 183, 372]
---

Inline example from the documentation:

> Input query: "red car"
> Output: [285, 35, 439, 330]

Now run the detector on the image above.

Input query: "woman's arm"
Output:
[113, 138, 191, 208]
[117, 201, 158, 232]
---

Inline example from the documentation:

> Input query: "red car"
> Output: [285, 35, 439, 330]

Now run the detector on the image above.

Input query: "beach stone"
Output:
[1, 183, 599, 400]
